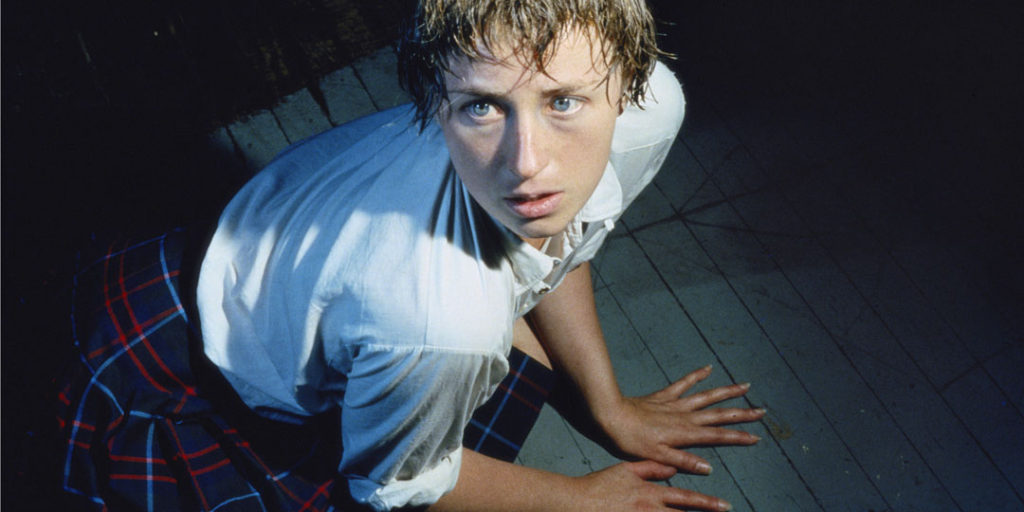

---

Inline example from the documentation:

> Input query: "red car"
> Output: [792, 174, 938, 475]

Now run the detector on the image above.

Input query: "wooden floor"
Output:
[206, 9, 1022, 510]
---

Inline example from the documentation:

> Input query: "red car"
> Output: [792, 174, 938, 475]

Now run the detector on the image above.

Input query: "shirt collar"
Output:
[578, 162, 623, 223]
[495, 222, 555, 297]
[462, 161, 623, 297]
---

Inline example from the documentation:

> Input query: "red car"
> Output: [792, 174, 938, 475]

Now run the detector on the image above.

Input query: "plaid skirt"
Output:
[57, 229, 555, 511]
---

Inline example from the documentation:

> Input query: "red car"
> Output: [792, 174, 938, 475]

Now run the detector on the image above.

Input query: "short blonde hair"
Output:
[398, 0, 664, 127]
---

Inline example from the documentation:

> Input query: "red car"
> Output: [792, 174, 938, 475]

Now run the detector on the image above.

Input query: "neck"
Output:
[523, 236, 548, 250]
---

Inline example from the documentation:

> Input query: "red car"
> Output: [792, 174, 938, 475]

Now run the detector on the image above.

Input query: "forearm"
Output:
[429, 448, 730, 512]
[428, 449, 578, 512]
[526, 262, 624, 421]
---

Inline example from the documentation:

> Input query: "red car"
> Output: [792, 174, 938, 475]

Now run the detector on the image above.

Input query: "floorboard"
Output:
[199, 17, 1023, 508]
[271, 88, 332, 144]
[351, 46, 411, 111]
[227, 109, 290, 172]
[319, 66, 377, 125]
[681, 54, 1024, 510]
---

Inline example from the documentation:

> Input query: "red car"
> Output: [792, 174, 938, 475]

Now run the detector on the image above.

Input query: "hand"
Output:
[595, 365, 766, 475]
[575, 460, 733, 512]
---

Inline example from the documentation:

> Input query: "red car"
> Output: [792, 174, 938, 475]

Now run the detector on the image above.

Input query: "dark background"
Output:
[2, 1, 414, 508]
[3, 0, 1021, 509]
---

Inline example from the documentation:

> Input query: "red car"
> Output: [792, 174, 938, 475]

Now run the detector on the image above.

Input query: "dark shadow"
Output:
[2, 0, 412, 508]
[4, 0, 1022, 509]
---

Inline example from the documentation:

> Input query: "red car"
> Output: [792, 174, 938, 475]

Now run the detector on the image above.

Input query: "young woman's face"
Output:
[438, 30, 623, 246]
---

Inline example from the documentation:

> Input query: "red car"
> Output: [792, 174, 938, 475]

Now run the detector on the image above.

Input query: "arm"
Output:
[526, 261, 623, 420]
[526, 262, 766, 474]
[428, 448, 731, 512]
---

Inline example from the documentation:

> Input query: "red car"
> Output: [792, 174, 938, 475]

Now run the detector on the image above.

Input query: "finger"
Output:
[625, 460, 678, 481]
[668, 425, 762, 447]
[678, 382, 751, 410]
[687, 407, 767, 427]
[652, 445, 713, 475]
[651, 365, 713, 401]
[660, 485, 733, 512]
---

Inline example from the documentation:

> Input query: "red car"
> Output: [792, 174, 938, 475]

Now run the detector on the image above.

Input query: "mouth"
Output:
[504, 191, 564, 219]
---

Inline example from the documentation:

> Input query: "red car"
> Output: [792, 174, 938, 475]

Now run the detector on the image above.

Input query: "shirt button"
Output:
[538, 286, 551, 295]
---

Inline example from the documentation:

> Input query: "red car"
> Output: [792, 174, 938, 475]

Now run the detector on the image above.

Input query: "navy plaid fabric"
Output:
[58, 229, 555, 511]
[463, 349, 555, 463]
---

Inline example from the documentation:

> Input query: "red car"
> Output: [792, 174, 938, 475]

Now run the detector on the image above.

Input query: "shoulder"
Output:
[612, 61, 686, 153]
[602, 62, 685, 210]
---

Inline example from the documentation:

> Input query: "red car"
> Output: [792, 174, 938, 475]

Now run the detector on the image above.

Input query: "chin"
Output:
[511, 217, 571, 241]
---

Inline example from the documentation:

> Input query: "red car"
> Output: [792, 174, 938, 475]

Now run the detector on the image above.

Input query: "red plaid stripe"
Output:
[57, 229, 557, 510]
[58, 231, 336, 511]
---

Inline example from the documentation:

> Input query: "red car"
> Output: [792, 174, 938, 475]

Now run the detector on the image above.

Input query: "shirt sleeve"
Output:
[337, 343, 508, 511]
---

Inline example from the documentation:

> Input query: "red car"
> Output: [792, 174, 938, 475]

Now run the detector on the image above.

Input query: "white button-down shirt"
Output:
[197, 62, 684, 511]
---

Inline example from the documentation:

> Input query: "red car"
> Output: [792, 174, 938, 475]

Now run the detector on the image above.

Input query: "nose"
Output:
[505, 112, 548, 179]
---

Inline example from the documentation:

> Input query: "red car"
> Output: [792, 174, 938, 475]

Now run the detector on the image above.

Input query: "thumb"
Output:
[625, 460, 678, 482]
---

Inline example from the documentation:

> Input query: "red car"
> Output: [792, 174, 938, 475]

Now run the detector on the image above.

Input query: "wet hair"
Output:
[397, 0, 665, 128]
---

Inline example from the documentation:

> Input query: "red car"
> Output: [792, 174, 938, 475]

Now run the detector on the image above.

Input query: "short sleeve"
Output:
[337, 344, 508, 511]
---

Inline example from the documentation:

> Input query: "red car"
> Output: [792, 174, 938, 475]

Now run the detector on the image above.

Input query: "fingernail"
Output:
[696, 462, 712, 474]
[718, 500, 733, 511]
[740, 382, 751, 390]
[751, 434, 762, 442]
[756, 407, 767, 415]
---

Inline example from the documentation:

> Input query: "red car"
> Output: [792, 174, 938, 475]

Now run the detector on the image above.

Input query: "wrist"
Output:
[587, 392, 632, 435]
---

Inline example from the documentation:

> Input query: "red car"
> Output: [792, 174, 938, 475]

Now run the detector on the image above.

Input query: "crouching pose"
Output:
[59, 0, 765, 510]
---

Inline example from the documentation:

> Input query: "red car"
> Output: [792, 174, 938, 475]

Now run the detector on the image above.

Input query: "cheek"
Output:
[444, 128, 498, 188]
[446, 124, 497, 163]
[564, 122, 615, 175]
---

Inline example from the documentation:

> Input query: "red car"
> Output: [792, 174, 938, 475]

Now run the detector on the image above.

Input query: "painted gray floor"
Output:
[212, 10, 1023, 509]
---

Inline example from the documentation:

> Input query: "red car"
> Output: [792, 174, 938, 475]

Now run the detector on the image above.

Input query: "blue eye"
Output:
[551, 97, 580, 113]
[466, 101, 493, 117]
